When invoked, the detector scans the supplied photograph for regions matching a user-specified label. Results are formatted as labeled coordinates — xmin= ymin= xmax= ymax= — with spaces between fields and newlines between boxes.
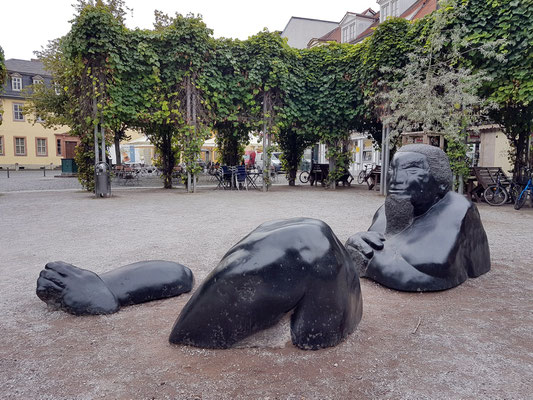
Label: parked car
xmin=255 ymin=152 xmax=282 ymax=173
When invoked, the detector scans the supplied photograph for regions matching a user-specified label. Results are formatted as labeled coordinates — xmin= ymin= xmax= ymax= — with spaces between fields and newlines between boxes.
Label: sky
xmin=1 ymin=0 xmax=379 ymax=60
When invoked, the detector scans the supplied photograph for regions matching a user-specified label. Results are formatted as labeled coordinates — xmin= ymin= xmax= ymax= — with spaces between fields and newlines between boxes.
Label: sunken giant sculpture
xmin=36 ymin=260 xmax=193 ymax=315
xmin=345 ymin=144 xmax=490 ymax=292
xmin=169 ymin=218 xmax=363 ymax=350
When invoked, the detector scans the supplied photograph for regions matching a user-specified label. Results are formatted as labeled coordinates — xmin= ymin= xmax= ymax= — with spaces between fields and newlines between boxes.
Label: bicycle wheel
xmin=299 ymin=171 xmax=310 ymax=184
xmin=509 ymin=183 xmax=522 ymax=203
xmin=484 ymin=185 xmax=508 ymax=206
xmin=514 ymin=189 xmax=528 ymax=210
xmin=357 ymin=170 xmax=366 ymax=184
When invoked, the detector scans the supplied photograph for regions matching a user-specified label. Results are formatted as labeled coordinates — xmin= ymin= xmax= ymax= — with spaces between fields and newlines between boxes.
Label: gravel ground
xmin=0 ymin=185 xmax=532 ymax=399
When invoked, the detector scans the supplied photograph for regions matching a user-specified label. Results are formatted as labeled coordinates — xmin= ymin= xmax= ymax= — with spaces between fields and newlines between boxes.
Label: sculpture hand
xmin=345 ymin=231 xmax=385 ymax=259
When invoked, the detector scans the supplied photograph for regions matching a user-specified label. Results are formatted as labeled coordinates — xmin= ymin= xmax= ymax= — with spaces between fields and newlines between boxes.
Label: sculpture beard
xmin=384 ymin=194 xmax=414 ymax=237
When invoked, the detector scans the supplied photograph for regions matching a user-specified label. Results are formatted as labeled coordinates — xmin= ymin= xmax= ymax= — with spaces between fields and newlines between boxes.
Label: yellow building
xmin=0 ymin=59 xmax=78 ymax=169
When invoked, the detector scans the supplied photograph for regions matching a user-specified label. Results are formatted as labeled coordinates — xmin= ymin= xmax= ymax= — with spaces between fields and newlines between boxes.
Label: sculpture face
xmin=388 ymin=152 xmax=438 ymax=213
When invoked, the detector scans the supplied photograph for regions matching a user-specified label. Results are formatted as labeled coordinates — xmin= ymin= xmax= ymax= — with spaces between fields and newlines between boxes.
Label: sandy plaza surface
xmin=0 ymin=183 xmax=532 ymax=399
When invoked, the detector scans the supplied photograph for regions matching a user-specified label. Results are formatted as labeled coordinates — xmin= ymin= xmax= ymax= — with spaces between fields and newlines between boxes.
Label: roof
xmin=5 ymin=59 xmax=50 ymax=77
xmin=399 ymin=0 xmax=437 ymax=21
xmin=350 ymin=0 xmax=438 ymax=44
xmin=318 ymin=26 xmax=341 ymax=42
xmin=281 ymin=16 xmax=339 ymax=34
xmin=339 ymin=10 xmax=378 ymax=26
xmin=410 ymin=0 xmax=438 ymax=19
xmin=351 ymin=12 xmax=381 ymax=44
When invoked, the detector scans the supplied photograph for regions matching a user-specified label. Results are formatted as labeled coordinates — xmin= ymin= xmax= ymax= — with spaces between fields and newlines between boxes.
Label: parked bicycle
xmin=484 ymin=170 xmax=510 ymax=206
xmin=514 ymin=168 xmax=532 ymax=210
xmin=357 ymin=164 xmax=373 ymax=184
xmin=299 ymin=170 xmax=310 ymax=184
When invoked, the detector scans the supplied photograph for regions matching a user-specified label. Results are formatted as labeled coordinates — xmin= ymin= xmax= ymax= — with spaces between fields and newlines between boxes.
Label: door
xmin=64 ymin=141 xmax=77 ymax=159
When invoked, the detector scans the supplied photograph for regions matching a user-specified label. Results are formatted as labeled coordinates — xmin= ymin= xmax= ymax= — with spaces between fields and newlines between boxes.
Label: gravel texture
xmin=0 ymin=185 xmax=532 ymax=399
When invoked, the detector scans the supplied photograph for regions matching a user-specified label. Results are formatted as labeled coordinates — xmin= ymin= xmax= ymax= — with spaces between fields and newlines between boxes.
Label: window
xmin=348 ymin=23 xmax=355 ymax=41
xmin=342 ymin=27 xmax=349 ymax=43
xmin=13 ymin=103 xmax=24 ymax=121
xmin=36 ymin=114 xmax=45 ymax=123
xmin=11 ymin=76 xmax=22 ymax=91
xmin=36 ymin=138 xmax=47 ymax=156
xmin=33 ymin=79 xmax=43 ymax=86
xmin=57 ymin=139 xmax=62 ymax=156
xmin=381 ymin=4 xmax=389 ymax=21
xmin=0 ymin=136 xmax=4 ymax=156
xmin=391 ymin=0 xmax=399 ymax=16
xmin=14 ymin=137 xmax=26 ymax=156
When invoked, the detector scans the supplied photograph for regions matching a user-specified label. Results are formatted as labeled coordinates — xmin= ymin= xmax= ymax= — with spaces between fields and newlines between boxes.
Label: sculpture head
xmin=387 ymin=144 xmax=453 ymax=215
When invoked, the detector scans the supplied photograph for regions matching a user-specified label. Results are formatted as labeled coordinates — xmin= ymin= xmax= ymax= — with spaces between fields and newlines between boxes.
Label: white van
xmin=255 ymin=152 xmax=282 ymax=173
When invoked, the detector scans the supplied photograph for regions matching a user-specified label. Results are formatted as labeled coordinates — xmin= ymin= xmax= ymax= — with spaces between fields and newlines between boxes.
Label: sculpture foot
xmin=36 ymin=261 xmax=119 ymax=315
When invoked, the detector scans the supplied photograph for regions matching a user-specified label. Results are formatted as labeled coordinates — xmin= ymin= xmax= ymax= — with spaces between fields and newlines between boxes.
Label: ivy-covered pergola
xmin=25 ymin=0 xmax=532 ymax=192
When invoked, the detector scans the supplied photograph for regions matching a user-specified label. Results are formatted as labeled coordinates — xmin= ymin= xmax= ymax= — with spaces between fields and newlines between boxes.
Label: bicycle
xmin=483 ymin=170 xmax=509 ymax=206
xmin=299 ymin=170 xmax=310 ymax=184
xmin=514 ymin=168 xmax=532 ymax=210
xmin=357 ymin=164 xmax=373 ymax=184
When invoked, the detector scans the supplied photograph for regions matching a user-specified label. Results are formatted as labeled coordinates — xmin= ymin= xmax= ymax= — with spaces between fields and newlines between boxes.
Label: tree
xmin=276 ymin=49 xmax=318 ymax=186
xmin=376 ymin=4 xmax=500 ymax=183
xmin=457 ymin=0 xmax=533 ymax=175
xmin=245 ymin=30 xmax=291 ymax=190
xmin=0 ymin=45 xmax=7 ymax=124
xmin=200 ymin=38 xmax=255 ymax=166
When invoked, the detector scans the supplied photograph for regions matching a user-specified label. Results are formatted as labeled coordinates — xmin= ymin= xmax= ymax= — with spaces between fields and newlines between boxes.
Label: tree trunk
xmin=288 ymin=167 xmax=296 ymax=186
xmin=114 ymin=134 xmax=121 ymax=166
xmin=161 ymin=128 xmax=174 ymax=189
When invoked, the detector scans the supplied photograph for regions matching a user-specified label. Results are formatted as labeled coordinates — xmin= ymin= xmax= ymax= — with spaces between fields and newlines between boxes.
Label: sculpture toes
xmin=40 ymin=269 xmax=67 ymax=287
xmin=45 ymin=261 xmax=74 ymax=277
xmin=36 ymin=277 xmax=64 ymax=305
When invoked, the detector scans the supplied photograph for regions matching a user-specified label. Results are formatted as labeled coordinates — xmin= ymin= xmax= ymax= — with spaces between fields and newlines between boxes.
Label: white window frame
xmin=33 ymin=78 xmax=43 ymax=86
xmin=342 ymin=27 xmax=349 ymax=43
xmin=15 ymin=137 xmax=26 ymax=156
xmin=391 ymin=0 xmax=399 ymax=17
xmin=11 ymin=76 xmax=22 ymax=91
xmin=348 ymin=23 xmax=355 ymax=41
xmin=13 ymin=103 xmax=24 ymax=121
xmin=36 ymin=138 xmax=47 ymax=156
xmin=381 ymin=2 xmax=389 ymax=21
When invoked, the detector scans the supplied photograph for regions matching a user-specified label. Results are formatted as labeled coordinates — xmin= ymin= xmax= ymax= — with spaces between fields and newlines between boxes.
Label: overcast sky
xmin=1 ymin=0 xmax=379 ymax=60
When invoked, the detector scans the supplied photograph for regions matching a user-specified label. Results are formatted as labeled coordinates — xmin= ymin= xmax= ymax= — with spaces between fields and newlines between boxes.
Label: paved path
xmin=0 ymin=186 xmax=531 ymax=399
xmin=0 ymin=169 xmax=291 ymax=192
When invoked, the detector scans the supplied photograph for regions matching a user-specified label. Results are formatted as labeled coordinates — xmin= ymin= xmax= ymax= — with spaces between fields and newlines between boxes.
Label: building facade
xmin=0 ymin=59 xmax=78 ymax=169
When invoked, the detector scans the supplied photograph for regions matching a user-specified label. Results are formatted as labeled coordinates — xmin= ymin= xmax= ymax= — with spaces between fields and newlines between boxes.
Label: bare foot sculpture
xmin=169 ymin=218 xmax=363 ymax=350
xmin=36 ymin=260 xmax=193 ymax=315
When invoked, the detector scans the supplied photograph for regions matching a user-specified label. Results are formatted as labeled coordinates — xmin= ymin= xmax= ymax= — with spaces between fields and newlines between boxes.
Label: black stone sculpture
xmin=36 ymin=260 xmax=193 ymax=315
xmin=345 ymin=144 xmax=490 ymax=292
xmin=169 ymin=218 xmax=363 ymax=350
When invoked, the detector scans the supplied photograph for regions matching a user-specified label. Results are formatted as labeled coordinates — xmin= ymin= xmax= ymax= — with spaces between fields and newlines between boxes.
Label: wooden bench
xmin=367 ymin=166 xmax=381 ymax=190
xmin=468 ymin=167 xmax=511 ymax=201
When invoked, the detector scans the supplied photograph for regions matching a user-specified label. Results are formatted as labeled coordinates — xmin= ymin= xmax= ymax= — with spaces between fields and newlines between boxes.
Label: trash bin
xmin=95 ymin=162 xmax=111 ymax=197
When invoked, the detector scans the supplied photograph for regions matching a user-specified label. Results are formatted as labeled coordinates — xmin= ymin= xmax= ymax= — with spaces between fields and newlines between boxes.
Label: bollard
xmin=43 ymin=167 xmax=46 ymax=177
xmin=7 ymin=167 xmax=9 ymax=178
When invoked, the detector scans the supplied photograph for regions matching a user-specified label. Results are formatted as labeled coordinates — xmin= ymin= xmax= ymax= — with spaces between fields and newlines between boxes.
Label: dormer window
xmin=381 ymin=0 xmax=399 ymax=21
xmin=11 ymin=75 xmax=22 ymax=91
xmin=33 ymin=75 xmax=44 ymax=86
